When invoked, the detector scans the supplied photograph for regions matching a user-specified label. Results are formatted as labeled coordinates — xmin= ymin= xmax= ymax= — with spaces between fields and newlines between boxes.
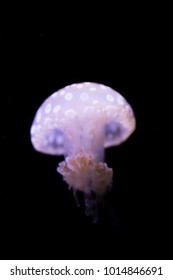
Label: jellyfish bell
xmin=30 ymin=82 xmax=136 ymax=222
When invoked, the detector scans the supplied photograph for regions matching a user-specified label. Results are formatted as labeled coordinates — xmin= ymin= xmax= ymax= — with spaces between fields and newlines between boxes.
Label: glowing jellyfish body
xmin=30 ymin=82 xmax=136 ymax=222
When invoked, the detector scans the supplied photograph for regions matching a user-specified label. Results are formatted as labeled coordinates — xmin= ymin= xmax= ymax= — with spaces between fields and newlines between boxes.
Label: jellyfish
xmin=30 ymin=82 xmax=136 ymax=222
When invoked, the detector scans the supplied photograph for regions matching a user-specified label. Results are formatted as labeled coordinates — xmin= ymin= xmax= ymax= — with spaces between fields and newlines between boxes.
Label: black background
xmin=0 ymin=3 xmax=171 ymax=260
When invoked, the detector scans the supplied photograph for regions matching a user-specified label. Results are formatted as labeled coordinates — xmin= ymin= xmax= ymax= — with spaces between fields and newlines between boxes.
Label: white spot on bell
xmin=80 ymin=92 xmax=89 ymax=101
xmin=106 ymin=106 xmax=118 ymax=118
xmin=65 ymin=109 xmax=76 ymax=119
xmin=106 ymin=94 xmax=114 ymax=102
xmin=77 ymin=84 xmax=83 ymax=88
xmin=64 ymin=93 xmax=73 ymax=101
xmin=83 ymin=106 xmax=95 ymax=116
xmin=90 ymin=87 xmax=96 ymax=91
xmin=84 ymin=82 xmax=91 ymax=85
xmin=31 ymin=124 xmax=36 ymax=135
xmin=53 ymin=105 xmax=61 ymax=113
xmin=118 ymin=96 xmax=124 ymax=105
xmin=100 ymin=85 xmax=107 ymax=90
xmin=60 ymin=90 xmax=65 ymax=96
xmin=36 ymin=110 xmax=41 ymax=122
xmin=52 ymin=92 xmax=58 ymax=98
xmin=93 ymin=100 xmax=99 ymax=104
xmin=36 ymin=125 xmax=42 ymax=133
xmin=44 ymin=117 xmax=54 ymax=128
xmin=45 ymin=103 xmax=52 ymax=114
